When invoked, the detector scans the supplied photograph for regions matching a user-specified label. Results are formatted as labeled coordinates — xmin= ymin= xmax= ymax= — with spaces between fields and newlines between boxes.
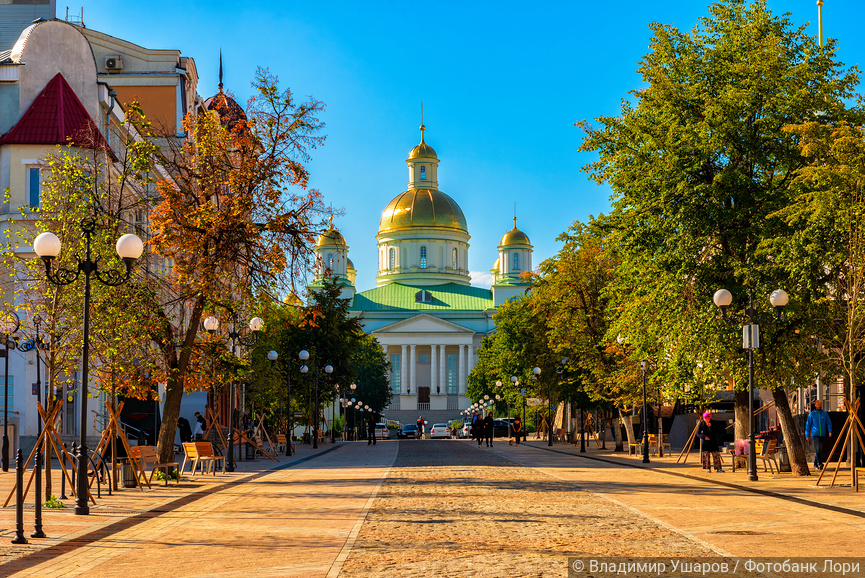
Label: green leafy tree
xmin=577 ymin=0 xmax=859 ymax=474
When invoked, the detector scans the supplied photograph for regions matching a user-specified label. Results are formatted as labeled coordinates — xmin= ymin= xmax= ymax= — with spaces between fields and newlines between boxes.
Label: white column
xmin=467 ymin=341 xmax=475 ymax=378
xmin=409 ymin=344 xmax=417 ymax=396
xmin=430 ymin=345 xmax=438 ymax=396
xmin=439 ymin=345 xmax=447 ymax=394
xmin=401 ymin=344 xmax=408 ymax=394
xmin=458 ymin=344 xmax=466 ymax=395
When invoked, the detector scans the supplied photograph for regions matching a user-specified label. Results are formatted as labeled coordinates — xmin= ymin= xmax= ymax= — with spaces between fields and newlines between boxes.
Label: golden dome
xmin=492 ymin=258 xmax=500 ymax=271
xmin=347 ymin=258 xmax=356 ymax=271
xmin=500 ymin=218 xmax=531 ymax=246
xmin=315 ymin=227 xmax=346 ymax=247
xmin=379 ymin=189 xmax=467 ymax=234
xmin=408 ymin=124 xmax=437 ymax=160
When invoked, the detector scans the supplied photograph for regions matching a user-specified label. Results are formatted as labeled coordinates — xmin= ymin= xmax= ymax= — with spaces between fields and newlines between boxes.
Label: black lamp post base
xmin=2 ymin=434 xmax=8 ymax=472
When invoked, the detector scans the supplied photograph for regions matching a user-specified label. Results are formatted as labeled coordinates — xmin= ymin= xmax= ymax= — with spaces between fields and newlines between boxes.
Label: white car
xmin=429 ymin=423 xmax=451 ymax=439
xmin=375 ymin=426 xmax=390 ymax=440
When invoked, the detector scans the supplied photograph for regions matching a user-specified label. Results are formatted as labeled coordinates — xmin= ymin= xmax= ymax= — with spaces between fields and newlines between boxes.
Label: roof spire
xmin=817 ymin=0 xmax=824 ymax=48
xmin=420 ymin=101 xmax=425 ymax=142
xmin=218 ymin=49 xmax=224 ymax=92
xmin=514 ymin=202 xmax=517 ymax=229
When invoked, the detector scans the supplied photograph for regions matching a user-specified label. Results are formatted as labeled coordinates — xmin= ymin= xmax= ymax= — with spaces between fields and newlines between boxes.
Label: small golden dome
xmin=492 ymin=258 xmax=500 ymax=271
xmin=347 ymin=258 xmax=356 ymax=271
xmin=500 ymin=218 xmax=531 ymax=246
xmin=379 ymin=189 xmax=467 ymax=234
xmin=408 ymin=124 xmax=437 ymax=160
xmin=316 ymin=227 xmax=346 ymax=248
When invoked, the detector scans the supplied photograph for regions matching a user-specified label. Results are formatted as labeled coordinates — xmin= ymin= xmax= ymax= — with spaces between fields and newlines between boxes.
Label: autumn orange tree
xmin=130 ymin=69 xmax=328 ymax=462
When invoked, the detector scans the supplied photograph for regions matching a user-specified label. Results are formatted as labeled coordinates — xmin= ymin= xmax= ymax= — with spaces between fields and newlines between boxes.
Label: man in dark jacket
xmin=483 ymin=414 xmax=494 ymax=447
xmin=805 ymin=400 xmax=833 ymax=470
xmin=368 ymin=414 xmax=377 ymax=446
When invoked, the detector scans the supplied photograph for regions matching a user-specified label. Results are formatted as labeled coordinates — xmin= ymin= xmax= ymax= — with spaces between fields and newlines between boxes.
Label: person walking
xmin=194 ymin=411 xmax=206 ymax=441
xmin=697 ymin=411 xmax=723 ymax=473
xmin=513 ymin=417 xmax=523 ymax=445
xmin=416 ymin=416 xmax=425 ymax=440
xmin=483 ymin=413 xmax=494 ymax=447
xmin=368 ymin=414 xmax=377 ymax=446
xmin=805 ymin=400 xmax=833 ymax=470
xmin=471 ymin=413 xmax=481 ymax=445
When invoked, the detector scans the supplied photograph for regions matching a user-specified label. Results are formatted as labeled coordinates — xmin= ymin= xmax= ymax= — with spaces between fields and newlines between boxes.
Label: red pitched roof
xmin=0 ymin=73 xmax=110 ymax=151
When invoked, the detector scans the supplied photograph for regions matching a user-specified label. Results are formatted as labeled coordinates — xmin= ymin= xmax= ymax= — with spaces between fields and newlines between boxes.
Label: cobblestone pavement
xmin=341 ymin=440 xmax=716 ymax=577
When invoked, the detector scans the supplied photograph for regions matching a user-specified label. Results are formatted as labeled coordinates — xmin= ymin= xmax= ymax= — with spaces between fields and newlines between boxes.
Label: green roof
xmin=353 ymin=283 xmax=493 ymax=312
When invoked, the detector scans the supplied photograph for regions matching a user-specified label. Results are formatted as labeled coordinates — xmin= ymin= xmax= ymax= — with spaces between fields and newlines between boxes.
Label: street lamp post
xmin=0 ymin=310 xmax=21 ymax=472
xmin=203 ymin=314 xmax=262 ymax=472
xmin=713 ymin=287 xmax=788 ymax=482
xmin=33 ymin=223 xmax=143 ymax=515
xmin=640 ymin=360 xmax=650 ymax=464
xmin=350 ymin=384 xmax=357 ymax=440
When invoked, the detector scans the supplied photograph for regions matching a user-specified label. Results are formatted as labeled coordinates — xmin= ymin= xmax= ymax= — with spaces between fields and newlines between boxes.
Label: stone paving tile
xmin=341 ymin=440 xmax=714 ymax=577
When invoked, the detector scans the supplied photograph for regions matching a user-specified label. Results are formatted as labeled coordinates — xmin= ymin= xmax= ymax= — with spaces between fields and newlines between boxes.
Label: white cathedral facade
xmin=310 ymin=126 xmax=533 ymax=425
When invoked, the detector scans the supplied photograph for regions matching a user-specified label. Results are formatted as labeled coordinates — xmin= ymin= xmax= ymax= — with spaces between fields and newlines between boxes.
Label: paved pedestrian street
xmin=0 ymin=440 xmax=863 ymax=577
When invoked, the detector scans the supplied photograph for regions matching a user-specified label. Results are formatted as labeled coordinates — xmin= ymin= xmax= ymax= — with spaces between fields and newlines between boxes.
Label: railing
xmin=418 ymin=402 xmax=430 ymax=411
xmin=388 ymin=399 xmax=400 ymax=410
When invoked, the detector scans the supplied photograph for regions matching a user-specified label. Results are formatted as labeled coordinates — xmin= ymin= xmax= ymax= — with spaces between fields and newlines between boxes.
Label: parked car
xmin=398 ymin=424 xmax=419 ymax=439
xmin=493 ymin=419 xmax=512 ymax=438
xmin=376 ymin=425 xmax=390 ymax=440
xmin=461 ymin=423 xmax=472 ymax=439
xmin=429 ymin=423 xmax=451 ymax=439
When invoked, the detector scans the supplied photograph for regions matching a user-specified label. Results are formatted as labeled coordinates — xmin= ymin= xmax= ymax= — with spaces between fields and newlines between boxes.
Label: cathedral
xmin=310 ymin=126 xmax=533 ymax=425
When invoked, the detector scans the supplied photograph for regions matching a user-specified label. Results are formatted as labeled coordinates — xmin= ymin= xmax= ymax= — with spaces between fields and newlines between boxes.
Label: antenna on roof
xmin=218 ymin=49 xmax=224 ymax=92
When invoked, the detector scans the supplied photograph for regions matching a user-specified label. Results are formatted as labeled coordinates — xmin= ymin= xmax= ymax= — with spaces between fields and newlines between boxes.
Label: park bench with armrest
xmin=181 ymin=442 xmax=225 ymax=476
xmin=648 ymin=434 xmax=671 ymax=456
xmin=130 ymin=446 xmax=180 ymax=486
xmin=276 ymin=434 xmax=296 ymax=455
xmin=754 ymin=439 xmax=778 ymax=473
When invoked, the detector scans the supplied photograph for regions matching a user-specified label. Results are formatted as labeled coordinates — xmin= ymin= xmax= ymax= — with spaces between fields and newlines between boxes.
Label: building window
xmin=419 ymin=354 xmax=429 ymax=363
xmin=28 ymin=167 xmax=41 ymax=207
xmin=390 ymin=354 xmax=401 ymax=393
xmin=513 ymin=252 xmax=519 ymax=271
xmin=447 ymin=354 xmax=457 ymax=394
xmin=420 ymin=166 xmax=426 ymax=180
xmin=452 ymin=248 xmax=457 ymax=270
xmin=420 ymin=246 xmax=427 ymax=268
xmin=389 ymin=248 xmax=395 ymax=269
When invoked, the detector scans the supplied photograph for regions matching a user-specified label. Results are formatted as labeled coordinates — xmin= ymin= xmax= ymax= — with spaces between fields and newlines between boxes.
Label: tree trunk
xmin=155 ymin=298 xmax=205 ymax=464
xmin=620 ymin=407 xmax=635 ymax=447
xmin=734 ymin=388 xmax=749 ymax=441
xmin=772 ymin=388 xmax=810 ymax=476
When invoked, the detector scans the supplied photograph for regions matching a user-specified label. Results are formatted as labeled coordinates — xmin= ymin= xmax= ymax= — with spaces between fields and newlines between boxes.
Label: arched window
xmin=513 ymin=252 xmax=519 ymax=271
xmin=452 ymin=248 xmax=458 ymax=270
xmin=420 ymin=246 xmax=427 ymax=268
xmin=389 ymin=248 xmax=395 ymax=270
xmin=420 ymin=166 xmax=426 ymax=180
xmin=327 ymin=253 xmax=334 ymax=269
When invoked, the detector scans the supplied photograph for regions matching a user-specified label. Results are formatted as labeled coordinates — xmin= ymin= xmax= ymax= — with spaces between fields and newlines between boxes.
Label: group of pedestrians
xmin=468 ymin=414 xmax=525 ymax=447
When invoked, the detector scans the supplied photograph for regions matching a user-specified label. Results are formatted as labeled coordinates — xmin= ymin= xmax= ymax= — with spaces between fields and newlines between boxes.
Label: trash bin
xmin=777 ymin=445 xmax=791 ymax=473
xmin=121 ymin=459 xmax=137 ymax=488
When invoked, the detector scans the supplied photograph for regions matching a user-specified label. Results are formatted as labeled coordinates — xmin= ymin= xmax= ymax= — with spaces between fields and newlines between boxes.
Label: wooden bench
xmin=130 ymin=446 xmax=180 ymax=486
xmin=181 ymin=442 xmax=225 ymax=476
xmin=276 ymin=434 xmax=296 ymax=455
xmin=754 ymin=439 xmax=778 ymax=473
xmin=648 ymin=434 xmax=671 ymax=456
xmin=854 ymin=467 xmax=865 ymax=492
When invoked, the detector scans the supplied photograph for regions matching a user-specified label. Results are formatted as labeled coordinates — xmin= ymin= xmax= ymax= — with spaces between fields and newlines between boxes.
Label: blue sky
xmin=77 ymin=0 xmax=863 ymax=291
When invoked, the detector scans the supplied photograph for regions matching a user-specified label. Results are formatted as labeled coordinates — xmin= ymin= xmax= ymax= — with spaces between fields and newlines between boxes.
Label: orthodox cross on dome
xmin=514 ymin=202 xmax=518 ymax=228
xmin=420 ymin=101 xmax=426 ymax=142
xmin=218 ymin=49 xmax=224 ymax=92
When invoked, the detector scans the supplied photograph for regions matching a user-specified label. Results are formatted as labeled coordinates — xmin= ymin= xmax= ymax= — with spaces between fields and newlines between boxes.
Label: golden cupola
xmin=376 ymin=125 xmax=471 ymax=287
